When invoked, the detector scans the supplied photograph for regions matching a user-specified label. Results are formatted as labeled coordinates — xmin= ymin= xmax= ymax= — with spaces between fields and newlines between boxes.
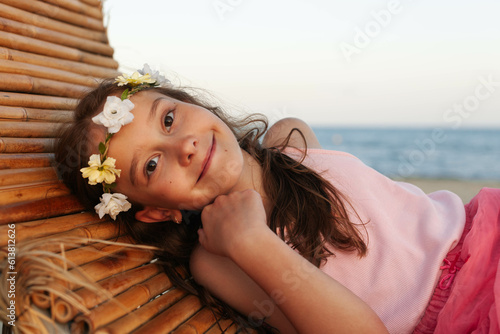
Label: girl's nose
xmin=177 ymin=135 xmax=198 ymax=166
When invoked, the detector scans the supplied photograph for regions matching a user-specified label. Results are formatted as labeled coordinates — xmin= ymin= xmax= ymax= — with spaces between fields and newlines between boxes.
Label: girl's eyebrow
xmin=148 ymin=97 xmax=166 ymax=122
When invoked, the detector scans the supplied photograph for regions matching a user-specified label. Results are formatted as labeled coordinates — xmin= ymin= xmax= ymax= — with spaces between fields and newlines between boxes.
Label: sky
xmin=102 ymin=0 xmax=500 ymax=128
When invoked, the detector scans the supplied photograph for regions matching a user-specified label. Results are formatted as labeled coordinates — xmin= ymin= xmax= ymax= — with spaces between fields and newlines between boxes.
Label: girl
xmin=55 ymin=66 xmax=500 ymax=333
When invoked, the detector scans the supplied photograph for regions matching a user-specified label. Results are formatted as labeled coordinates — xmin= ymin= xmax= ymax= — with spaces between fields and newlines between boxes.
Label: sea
xmin=311 ymin=127 xmax=500 ymax=181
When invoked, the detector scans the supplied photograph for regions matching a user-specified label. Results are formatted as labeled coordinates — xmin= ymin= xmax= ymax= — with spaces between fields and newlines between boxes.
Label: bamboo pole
xmin=0 ymin=92 xmax=77 ymax=109
xmin=39 ymin=0 xmax=103 ymax=20
xmin=72 ymin=247 xmax=155 ymax=288
xmin=131 ymin=295 xmax=204 ymax=334
xmin=0 ymin=59 xmax=99 ymax=88
xmin=0 ymin=31 xmax=119 ymax=69
xmin=0 ymin=194 xmax=84 ymax=224
xmin=0 ymin=17 xmax=114 ymax=57
xmin=29 ymin=244 xmax=154 ymax=308
xmin=0 ymin=73 xmax=91 ymax=98
xmin=0 ymin=0 xmax=105 ymax=32
xmin=95 ymin=288 xmax=187 ymax=334
xmin=0 ymin=48 xmax=119 ymax=78
xmin=0 ymin=212 xmax=98 ymax=246
xmin=79 ymin=0 xmax=102 ymax=8
xmin=0 ymin=166 xmax=57 ymax=186
xmin=24 ymin=226 xmax=125 ymax=308
xmin=30 ymin=292 xmax=51 ymax=309
xmin=62 ymin=236 xmax=132 ymax=267
xmin=171 ymin=307 xmax=218 ymax=334
xmin=71 ymin=273 xmax=170 ymax=333
xmin=0 ymin=137 xmax=55 ymax=153
xmin=0 ymin=153 xmax=53 ymax=169
xmin=53 ymin=262 xmax=162 ymax=324
xmin=0 ymin=3 xmax=107 ymax=42
xmin=0 ymin=180 xmax=69 ymax=206
xmin=0 ymin=121 xmax=67 ymax=138
xmin=0 ymin=106 xmax=73 ymax=122
xmin=9 ymin=236 xmax=136 ymax=278
xmin=28 ymin=220 xmax=122 ymax=253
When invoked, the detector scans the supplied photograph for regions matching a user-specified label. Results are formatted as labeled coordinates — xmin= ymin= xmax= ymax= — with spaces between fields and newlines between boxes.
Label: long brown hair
xmin=55 ymin=80 xmax=367 ymax=332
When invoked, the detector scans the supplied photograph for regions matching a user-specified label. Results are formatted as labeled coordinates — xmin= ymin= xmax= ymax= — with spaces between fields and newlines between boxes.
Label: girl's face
xmin=105 ymin=90 xmax=244 ymax=212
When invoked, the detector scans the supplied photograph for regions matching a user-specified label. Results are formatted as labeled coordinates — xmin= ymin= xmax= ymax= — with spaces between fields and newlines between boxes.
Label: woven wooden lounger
xmin=0 ymin=1 xmax=248 ymax=333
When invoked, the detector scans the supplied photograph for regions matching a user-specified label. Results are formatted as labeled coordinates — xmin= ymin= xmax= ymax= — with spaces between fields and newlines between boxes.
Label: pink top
xmin=287 ymin=148 xmax=466 ymax=333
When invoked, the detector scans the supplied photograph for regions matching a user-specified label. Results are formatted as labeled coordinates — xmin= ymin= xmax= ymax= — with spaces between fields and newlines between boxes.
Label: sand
xmin=396 ymin=178 xmax=500 ymax=204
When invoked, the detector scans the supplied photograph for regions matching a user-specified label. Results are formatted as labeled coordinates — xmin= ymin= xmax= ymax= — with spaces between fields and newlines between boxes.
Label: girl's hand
xmin=195 ymin=189 xmax=388 ymax=334
xmin=198 ymin=189 xmax=269 ymax=257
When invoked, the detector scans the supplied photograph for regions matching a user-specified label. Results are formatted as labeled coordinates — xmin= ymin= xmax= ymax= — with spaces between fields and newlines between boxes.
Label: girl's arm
xmin=190 ymin=245 xmax=298 ymax=333
xmin=194 ymin=190 xmax=388 ymax=334
xmin=263 ymin=117 xmax=322 ymax=149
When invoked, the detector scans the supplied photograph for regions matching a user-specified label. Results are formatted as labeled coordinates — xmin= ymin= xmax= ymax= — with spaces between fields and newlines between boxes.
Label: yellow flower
xmin=80 ymin=154 xmax=121 ymax=185
xmin=114 ymin=71 xmax=155 ymax=87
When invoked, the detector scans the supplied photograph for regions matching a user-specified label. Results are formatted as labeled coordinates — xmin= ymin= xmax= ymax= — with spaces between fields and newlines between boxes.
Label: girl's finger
xmin=197 ymin=228 xmax=206 ymax=245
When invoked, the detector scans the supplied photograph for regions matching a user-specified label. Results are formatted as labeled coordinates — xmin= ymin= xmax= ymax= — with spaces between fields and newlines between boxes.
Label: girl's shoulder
xmin=263 ymin=118 xmax=322 ymax=149
xmin=284 ymin=146 xmax=359 ymax=162
xmin=305 ymin=148 xmax=357 ymax=158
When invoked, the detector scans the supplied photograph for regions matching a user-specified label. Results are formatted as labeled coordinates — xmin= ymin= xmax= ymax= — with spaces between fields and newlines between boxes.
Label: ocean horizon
xmin=311 ymin=127 xmax=500 ymax=181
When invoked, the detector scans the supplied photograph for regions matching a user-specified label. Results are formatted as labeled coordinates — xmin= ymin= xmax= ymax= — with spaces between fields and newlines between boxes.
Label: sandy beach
xmin=397 ymin=178 xmax=500 ymax=204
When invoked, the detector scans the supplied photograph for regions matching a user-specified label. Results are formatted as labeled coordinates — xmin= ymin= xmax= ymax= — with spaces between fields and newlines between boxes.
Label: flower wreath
xmin=80 ymin=64 xmax=171 ymax=220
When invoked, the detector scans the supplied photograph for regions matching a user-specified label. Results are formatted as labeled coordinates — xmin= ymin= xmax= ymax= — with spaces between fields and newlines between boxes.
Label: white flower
xmin=92 ymin=96 xmax=135 ymax=133
xmin=138 ymin=63 xmax=171 ymax=87
xmin=94 ymin=193 xmax=132 ymax=220
xmin=80 ymin=154 xmax=120 ymax=185
xmin=114 ymin=71 xmax=155 ymax=87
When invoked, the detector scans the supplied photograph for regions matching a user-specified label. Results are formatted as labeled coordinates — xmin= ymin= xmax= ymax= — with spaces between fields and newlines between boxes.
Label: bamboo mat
xmin=0 ymin=1 xmax=248 ymax=333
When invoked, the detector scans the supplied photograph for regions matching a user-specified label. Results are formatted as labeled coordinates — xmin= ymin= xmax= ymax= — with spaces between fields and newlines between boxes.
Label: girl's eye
xmin=164 ymin=111 xmax=174 ymax=131
xmin=146 ymin=156 xmax=159 ymax=176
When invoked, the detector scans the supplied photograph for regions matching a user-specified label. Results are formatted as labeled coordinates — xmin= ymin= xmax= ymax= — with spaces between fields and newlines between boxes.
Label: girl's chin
xmin=183 ymin=197 xmax=211 ymax=211
xmin=195 ymin=193 xmax=221 ymax=209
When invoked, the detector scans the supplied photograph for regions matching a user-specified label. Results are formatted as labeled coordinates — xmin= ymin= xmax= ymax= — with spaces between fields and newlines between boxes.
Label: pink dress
xmin=287 ymin=148 xmax=500 ymax=333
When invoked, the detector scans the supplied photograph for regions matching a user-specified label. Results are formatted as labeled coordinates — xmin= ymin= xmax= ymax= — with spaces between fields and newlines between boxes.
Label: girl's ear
xmin=135 ymin=207 xmax=180 ymax=223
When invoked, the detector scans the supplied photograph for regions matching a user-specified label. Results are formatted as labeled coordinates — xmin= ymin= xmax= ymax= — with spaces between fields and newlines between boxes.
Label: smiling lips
xmin=198 ymin=135 xmax=215 ymax=182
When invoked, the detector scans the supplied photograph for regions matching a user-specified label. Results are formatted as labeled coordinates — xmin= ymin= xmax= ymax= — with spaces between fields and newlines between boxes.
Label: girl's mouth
xmin=198 ymin=134 xmax=215 ymax=182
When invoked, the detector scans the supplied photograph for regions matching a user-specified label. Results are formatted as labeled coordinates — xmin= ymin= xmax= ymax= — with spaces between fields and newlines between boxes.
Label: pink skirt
xmin=414 ymin=187 xmax=500 ymax=334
